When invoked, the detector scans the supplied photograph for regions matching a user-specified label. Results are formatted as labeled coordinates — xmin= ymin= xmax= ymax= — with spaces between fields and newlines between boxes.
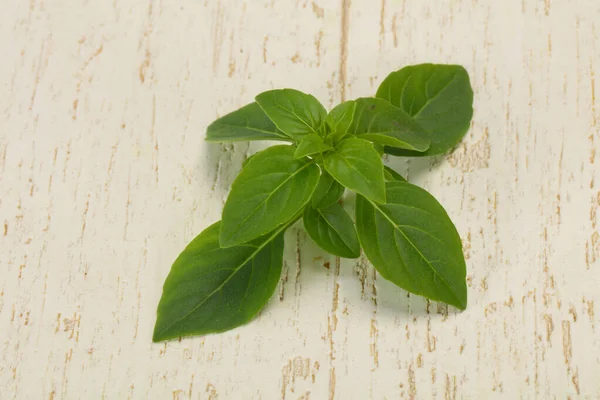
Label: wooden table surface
xmin=1 ymin=0 xmax=599 ymax=398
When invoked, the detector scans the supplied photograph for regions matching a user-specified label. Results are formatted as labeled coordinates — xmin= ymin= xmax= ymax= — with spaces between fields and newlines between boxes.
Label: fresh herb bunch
xmin=153 ymin=64 xmax=474 ymax=342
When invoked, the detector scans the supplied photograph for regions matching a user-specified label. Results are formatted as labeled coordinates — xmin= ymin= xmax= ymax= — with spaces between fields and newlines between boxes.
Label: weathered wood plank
xmin=0 ymin=0 xmax=598 ymax=398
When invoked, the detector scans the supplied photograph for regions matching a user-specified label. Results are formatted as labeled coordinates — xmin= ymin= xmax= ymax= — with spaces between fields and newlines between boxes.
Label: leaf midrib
xmin=207 ymin=122 xmax=290 ymax=140
xmin=362 ymin=199 xmax=418 ymax=289
xmin=223 ymin=161 xmax=315 ymax=243
xmin=368 ymin=199 xmax=462 ymax=305
xmin=353 ymin=99 xmax=428 ymax=150
xmin=358 ymin=133 xmax=419 ymax=150
xmin=156 ymin=218 xmax=294 ymax=338
xmin=331 ymin=154 xmax=373 ymax=195
xmin=326 ymin=141 xmax=382 ymax=201
xmin=413 ymin=72 xmax=458 ymax=118
xmin=317 ymin=207 xmax=353 ymax=254
xmin=270 ymin=101 xmax=320 ymax=136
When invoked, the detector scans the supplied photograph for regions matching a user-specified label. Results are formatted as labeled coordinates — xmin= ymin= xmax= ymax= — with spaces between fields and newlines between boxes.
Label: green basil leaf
xmin=348 ymin=98 xmax=430 ymax=152
xmin=153 ymin=221 xmax=285 ymax=342
xmin=355 ymin=181 xmax=467 ymax=309
xmin=255 ymin=89 xmax=327 ymax=139
xmin=324 ymin=138 xmax=386 ymax=204
xmin=311 ymin=171 xmax=345 ymax=209
xmin=220 ymin=145 xmax=319 ymax=247
xmin=383 ymin=166 xmax=407 ymax=182
xmin=293 ymin=134 xmax=333 ymax=159
xmin=326 ymin=100 xmax=356 ymax=143
xmin=304 ymin=203 xmax=360 ymax=258
xmin=376 ymin=64 xmax=474 ymax=156
xmin=242 ymin=152 xmax=257 ymax=168
xmin=206 ymin=102 xmax=291 ymax=142
xmin=373 ymin=143 xmax=384 ymax=156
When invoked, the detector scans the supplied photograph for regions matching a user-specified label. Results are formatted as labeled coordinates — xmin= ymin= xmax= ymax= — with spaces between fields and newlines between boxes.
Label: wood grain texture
xmin=0 ymin=0 xmax=598 ymax=398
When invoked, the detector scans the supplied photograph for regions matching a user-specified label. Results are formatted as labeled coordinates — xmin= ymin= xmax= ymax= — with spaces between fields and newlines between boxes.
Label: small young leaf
xmin=383 ymin=165 xmax=407 ymax=182
xmin=355 ymin=181 xmax=467 ymax=309
xmin=326 ymin=100 xmax=356 ymax=143
xmin=324 ymin=138 xmax=386 ymax=204
xmin=153 ymin=221 xmax=284 ymax=342
xmin=311 ymin=171 xmax=345 ymax=209
xmin=255 ymin=89 xmax=327 ymax=139
xmin=304 ymin=203 xmax=360 ymax=258
xmin=206 ymin=102 xmax=291 ymax=142
xmin=349 ymin=98 xmax=431 ymax=152
xmin=376 ymin=64 xmax=474 ymax=156
xmin=294 ymin=134 xmax=333 ymax=159
xmin=220 ymin=145 xmax=319 ymax=247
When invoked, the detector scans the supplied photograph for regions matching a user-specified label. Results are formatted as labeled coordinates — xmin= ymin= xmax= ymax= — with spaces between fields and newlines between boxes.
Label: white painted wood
xmin=1 ymin=0 xmax=598 ymax=398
